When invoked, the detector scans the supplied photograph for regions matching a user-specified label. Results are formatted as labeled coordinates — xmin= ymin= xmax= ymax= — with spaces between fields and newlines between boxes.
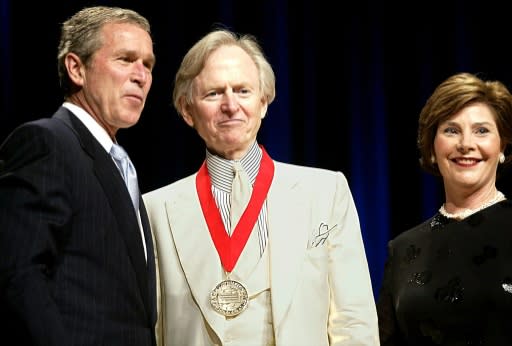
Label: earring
xmin=430 ymin=155 xmax=436 ymax=164
xmin=499 ymin=152 xmax=505 ymax=164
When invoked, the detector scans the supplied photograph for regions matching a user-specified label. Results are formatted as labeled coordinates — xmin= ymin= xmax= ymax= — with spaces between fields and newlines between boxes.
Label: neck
xmin=67 ymin=95 xmax=117 ymax=139
xmin=439 ymin=190 xmax=506 ymax=220
xmin=207 ymin=141 xmax=257 ymax=161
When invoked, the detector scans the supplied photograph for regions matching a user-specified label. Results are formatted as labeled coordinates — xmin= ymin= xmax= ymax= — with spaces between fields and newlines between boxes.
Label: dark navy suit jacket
xmin=0 ymin=107 xmax=156 ymax=346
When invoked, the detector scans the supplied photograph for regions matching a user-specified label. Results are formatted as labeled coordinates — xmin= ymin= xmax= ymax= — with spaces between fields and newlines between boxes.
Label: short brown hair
xmin=57 ymin=6 xmax=151 ymax=97
xmin=417 ymin=72 xmax=512 ymax=175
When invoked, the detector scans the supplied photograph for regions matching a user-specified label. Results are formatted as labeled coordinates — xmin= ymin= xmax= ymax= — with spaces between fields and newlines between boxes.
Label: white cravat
xmin=230 ymin=161 xmax=252 ymax=236
xmin=110 ymin=143 xmax=140 ymax=212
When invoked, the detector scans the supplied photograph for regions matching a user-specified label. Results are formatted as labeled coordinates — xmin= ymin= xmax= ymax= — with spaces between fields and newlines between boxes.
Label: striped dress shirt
xmin=206 ymin=141 xmax=268 ymax=256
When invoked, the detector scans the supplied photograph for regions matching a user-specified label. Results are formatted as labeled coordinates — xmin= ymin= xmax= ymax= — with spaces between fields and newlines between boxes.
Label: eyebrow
xmin=443 ymin=120 xmax=494 ymax=127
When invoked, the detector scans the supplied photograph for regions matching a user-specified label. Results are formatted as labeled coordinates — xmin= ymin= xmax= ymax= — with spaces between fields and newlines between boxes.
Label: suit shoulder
xmin=4 ymin=116 xmax=60 ymax=138
xmin=390 ymin=217 xmax=435 ymax=247
xmin=275 ymin=161 xmax=347 ymax=180
xmin=274 ymin=161 xmax=349 ymax=191
xmin=0 ymin=116 xmax=73 ymax=160
xmin=143 ymin=173 xmax=196 ymax=201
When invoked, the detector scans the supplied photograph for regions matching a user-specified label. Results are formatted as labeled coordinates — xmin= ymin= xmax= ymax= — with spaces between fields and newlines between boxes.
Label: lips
xmin=126 ymin=94 xmax=143 ymax=102
xmin=219 ymin=118 xmax=244 ymax=126
xmin=452 ymin=157 xmax=481 ymax=166
xmin=124 ymin=93 xmax=144 ymax=106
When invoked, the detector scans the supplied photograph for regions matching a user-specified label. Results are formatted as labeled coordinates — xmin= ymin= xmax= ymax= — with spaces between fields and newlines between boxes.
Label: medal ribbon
xmin=196 ymin=146 xmax=274 ymax=272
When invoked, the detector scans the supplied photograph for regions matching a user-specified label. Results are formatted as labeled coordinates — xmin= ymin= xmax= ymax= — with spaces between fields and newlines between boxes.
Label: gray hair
xmin=173 ymin=29 xmax=275 ymax=117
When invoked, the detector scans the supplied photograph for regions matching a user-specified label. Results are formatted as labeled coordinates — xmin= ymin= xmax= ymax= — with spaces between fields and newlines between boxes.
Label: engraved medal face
xmin=210 ymin=279 xmax=249 ymax=317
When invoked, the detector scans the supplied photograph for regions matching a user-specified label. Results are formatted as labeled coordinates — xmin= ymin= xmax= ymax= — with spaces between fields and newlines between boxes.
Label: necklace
xmin=439 ymin=191 xmax=506 ymax=220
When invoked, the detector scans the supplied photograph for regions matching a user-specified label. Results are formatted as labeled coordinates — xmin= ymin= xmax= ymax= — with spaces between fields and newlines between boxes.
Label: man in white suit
xmin=143 ymin=28 xmax=379 ymax=345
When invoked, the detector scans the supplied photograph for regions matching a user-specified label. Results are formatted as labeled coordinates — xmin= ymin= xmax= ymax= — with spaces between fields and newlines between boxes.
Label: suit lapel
xmin=165 ymin=163 xmax=310 ymax=334
xmin=140 ymin=201 xmax=157 ymax=325
xmin=164 ymin=177 xmax=226 ymax=333
xmin=54 ymin=108 xmax=151 ymax=316
xmin=268 ymin=163 xmax=309 ymax=330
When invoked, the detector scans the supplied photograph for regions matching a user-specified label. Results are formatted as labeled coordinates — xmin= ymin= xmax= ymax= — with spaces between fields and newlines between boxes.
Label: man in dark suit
xmin=0 ymin=6 xmax=157 ymax=346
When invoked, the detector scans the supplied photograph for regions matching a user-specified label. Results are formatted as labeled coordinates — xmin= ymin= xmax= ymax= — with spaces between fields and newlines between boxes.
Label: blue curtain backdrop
xmin=2 ymin=0 xmax=512 ymax=298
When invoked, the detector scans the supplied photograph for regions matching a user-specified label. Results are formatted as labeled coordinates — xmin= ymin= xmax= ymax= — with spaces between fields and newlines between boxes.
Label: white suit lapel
xmin=268 ymin=163 xmax=309 ymax=330
xmin=164 ymin=182 xmax=226 ymax=334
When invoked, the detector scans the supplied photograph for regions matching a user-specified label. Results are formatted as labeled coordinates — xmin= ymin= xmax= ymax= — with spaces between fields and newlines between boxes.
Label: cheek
xmin=433 ymin=137 xmax=449 ymax=156
xmin=483 ymin=138 xmax=501 ymax=155
xmin=242 ymin=113 xmax=260 ymax=133
xmin=144 ymin=78 xmax=153 ymax=93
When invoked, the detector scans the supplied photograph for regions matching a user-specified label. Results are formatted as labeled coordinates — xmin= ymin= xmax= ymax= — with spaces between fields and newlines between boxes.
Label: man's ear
xmin=260 ymin=99 xmax=268 ymax=119
xmin=65 ymin=52 xmax=85 ymax=87
xmin=180 ymin=98 xmax=195 ymax=128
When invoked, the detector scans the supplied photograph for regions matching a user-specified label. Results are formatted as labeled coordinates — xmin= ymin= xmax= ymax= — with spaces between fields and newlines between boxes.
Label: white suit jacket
xmin=143 ymin=160 xmax=379 ymax=346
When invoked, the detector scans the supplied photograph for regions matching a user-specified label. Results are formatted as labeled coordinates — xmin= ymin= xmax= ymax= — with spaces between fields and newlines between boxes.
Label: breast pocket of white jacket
xmin=300 ymin=246 xmax=330 ymax=303
xmin=304 ymin=245 xmax=329 ymax=278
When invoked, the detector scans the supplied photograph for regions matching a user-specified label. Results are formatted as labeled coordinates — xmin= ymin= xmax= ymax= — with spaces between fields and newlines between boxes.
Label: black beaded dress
xmin=377 ymin=200 xmax=512 ymax=345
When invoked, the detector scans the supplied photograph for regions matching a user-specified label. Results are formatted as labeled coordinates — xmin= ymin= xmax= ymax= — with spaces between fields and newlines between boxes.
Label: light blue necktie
xmin=110 ymin=143 xmax=140 ymax=212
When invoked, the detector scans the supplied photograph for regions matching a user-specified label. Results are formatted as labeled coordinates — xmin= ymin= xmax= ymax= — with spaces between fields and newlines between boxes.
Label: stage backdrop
xmin=2 ymin=0 xmax=512 ymax=297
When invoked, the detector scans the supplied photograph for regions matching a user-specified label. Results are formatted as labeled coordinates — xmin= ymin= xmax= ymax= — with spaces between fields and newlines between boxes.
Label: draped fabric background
xmin=2 ymin=0 xmax=512 ymax=298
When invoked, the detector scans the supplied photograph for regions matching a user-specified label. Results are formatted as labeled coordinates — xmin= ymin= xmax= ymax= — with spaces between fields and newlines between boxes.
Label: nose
xmin=220 ymin=91 xmax=240 ymax=114
xmin=130 ymin=61 xmax=150 ymax=87
xmin=456 ymin=134 xmax=474 ymax=153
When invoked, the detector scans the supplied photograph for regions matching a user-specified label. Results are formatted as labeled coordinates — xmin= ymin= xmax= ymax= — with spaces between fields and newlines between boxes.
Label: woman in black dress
xmin=377 ymin=72 xmax=512 ymax=345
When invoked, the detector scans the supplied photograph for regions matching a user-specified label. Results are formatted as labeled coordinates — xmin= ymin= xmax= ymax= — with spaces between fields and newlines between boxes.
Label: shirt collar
xmin=62 ymin=102 xmax=113 ymax=152
xmin=206 ymin=141 xmax=262 ymax=192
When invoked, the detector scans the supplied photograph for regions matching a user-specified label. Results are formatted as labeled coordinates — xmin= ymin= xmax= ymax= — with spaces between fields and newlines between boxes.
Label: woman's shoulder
xmin=390 ymin=215 xmax=439 ymax=246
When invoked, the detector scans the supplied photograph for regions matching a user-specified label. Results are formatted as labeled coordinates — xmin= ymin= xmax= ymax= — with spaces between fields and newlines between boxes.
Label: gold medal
xmin=210 ymin=279 xmax=248 ymax=317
